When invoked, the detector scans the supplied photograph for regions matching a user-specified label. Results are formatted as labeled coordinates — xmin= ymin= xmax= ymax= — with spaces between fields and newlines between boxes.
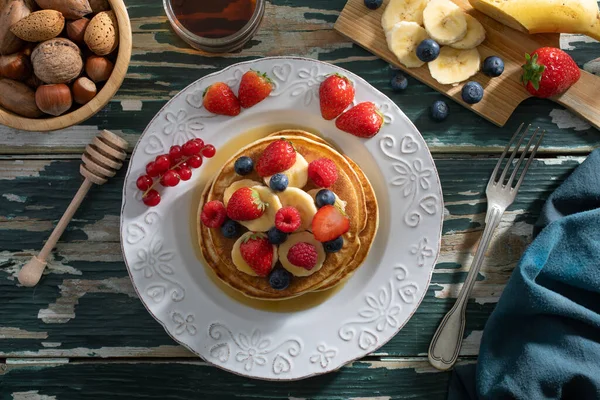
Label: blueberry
xmin=267 ymin=227 xmax=288 ymax=245
xmin=315 ymin=189 xmax=336 ymax=208
xmin=364 ymin=0 xmax=383 ymax=9
xmin=324 ymin=236 xmax=344 ymax=253
xmin=415 ymin=39 xmax=440 ymax=62
xmin=234 ymin=156 xmax=253 ymax=175
xmin=482 ymin=56 xmax=504 ymax=77
xmin=269 ymin=268 xmax=291 ymax=290
xmin=221 ymin=219 xmax=242 ymax=239
xmin=430 ymin=100 xmax=449 ymax=122
xmin=461 ymin=81 xmax=484 ymax=104
xmin=269 ymin=173 xmax=288 ymax=192
xmin=390 ymin=72 xmax=408 ymax=92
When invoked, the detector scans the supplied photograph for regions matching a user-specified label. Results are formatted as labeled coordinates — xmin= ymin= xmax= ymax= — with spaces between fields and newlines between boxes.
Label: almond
xmin=0 ymin=0 xmax=32 ymax=54
xmin=10 ymin=9 xmax=65 ymax=42
xmin=31 ymin=38 xmax=83 ymax=83
xmin=88 ymin=0 xmax=108 ymax=13
xmin=0 ymin=78 xmax=43 ymax=117
xmin=34 ymin=0 xmax=92 ymax=19
xmin=84 ymin=10 xmax=118 ymax=56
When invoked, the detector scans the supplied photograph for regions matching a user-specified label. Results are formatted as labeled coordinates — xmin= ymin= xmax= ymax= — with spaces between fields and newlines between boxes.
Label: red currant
xmin=188 ymin=154 xmax=203 ymax=168
xmin=202 ymin=145 xmax=216 ymax=158
xmin=154 ymin=155 xmax=171 ymax=173
xmin=136 ymin=175 xmax=153 ymax=191
xmin=193 ymin=138 xmax=205 ymax=148
xmin=178 ymin=166 xmax=192 ymax=181
xmin=146 ymin=161 xmax=159 ymax=177
xmin=143 ymin=189 xmax=161 ymax=206
xmin=161 ymin=170 xmax=180 ymax=187
xmin=182 ymin=140 xmax=202 ymax=156
xmin=169 ymin=145 xmax=183 ymax=163
xmin=179 ymin=162 xmax=188 ymax=168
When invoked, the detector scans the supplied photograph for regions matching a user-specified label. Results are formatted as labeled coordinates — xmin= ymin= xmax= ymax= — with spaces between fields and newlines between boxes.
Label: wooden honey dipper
xmin=18 ymin=130 xmax=128 ymax=287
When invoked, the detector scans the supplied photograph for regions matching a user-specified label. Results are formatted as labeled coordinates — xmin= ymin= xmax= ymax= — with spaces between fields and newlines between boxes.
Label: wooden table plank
xmin=0 ymin=358 xmax=475 ymax=399
xmin=0 ymin=157 xmax=582 ymax=358
xmin=0 ymin=0 xmax=597 ymax=154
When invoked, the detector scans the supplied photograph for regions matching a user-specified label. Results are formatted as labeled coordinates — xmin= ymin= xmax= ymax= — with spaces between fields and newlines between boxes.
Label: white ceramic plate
xmin=121 ymin=57 xmax=443 ymax=381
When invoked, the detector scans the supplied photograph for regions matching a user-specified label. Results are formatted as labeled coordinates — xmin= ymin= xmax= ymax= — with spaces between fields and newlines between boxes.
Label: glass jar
xmin=163 ymin=0 xmax=265 ymax=53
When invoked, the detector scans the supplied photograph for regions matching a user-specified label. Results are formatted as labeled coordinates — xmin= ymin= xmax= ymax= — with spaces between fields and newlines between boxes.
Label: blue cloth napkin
xmin=448 ymin=150 xmax=600 ymax=400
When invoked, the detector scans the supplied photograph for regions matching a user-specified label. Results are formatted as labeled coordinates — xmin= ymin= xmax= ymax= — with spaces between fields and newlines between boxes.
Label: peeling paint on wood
xmin=0 ymin=328 xmax=48 ymax=340
xmin=550 ymin=109 xmax=592 ymax=131
xmin=11 ymin=391 xmax=57 ymax=400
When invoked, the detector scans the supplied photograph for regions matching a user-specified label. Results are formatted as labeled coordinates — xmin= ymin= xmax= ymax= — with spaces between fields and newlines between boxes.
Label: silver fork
xmin=428 ymin=123 xmax=545 ymax=371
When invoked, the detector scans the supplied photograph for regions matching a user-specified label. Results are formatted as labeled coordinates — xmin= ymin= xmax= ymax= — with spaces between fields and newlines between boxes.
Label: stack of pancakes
xmin=198 ymin=130 xmax=378 ymax=300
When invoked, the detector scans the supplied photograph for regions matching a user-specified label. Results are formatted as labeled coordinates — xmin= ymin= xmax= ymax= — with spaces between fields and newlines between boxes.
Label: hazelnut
xmin=66 ymin=18 xmax=90 ymax=45
xmin=85 ymin=55 xmax=113 ymax=83
xmin=72 ymin=76 xmax=96 ymax=104
xmin=0 ymin=52 xmax=32 ymax=81
xmin=25 ymin=74 xmax=43 ymax=89
xmin=31 ymin=38 xmax=83 ymax=84
xmin=35 ymin=84 xmax=73 ymax=116
xmin=0 ymin=78 xmax=43 ymax=118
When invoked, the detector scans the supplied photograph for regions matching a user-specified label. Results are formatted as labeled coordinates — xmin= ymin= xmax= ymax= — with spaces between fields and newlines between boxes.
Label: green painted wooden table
xmin=0 ymin=0 xmax=598 ymax=398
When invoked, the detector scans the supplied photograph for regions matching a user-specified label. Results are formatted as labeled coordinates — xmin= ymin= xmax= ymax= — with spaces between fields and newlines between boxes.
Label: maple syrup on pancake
xmin=171 ymin=0 xmax=257 ymax=39
xmin=191 ymin=125 xmax=346 ymax=313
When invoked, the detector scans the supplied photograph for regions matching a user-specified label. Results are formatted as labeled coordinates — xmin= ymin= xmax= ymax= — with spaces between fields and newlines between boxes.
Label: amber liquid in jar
xmin=171 ymin=0 xmax=257 ymax=39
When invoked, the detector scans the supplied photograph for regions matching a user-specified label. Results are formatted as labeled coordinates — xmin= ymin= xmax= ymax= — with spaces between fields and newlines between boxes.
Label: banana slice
xmin=306 ymin=189 xmax=347 ymax=211
xmin=386 ymin=21 xmax=429 ymax=68
xmin=277 ymin=187 xmax=318 ymax=232
xmin=223 ymin=179 xmax=262 ymax=206
xmin=428 ymin=47 xmax=481 ymax=85
xmin=278 ymin=232 xmax=326 ymax=277
xmin=235 ymin=186 xmax=282 ymax=232
xmin=423 ymin=0 xmax=467 ymax=45
xmin=232 ymin=232 xmax=278 ymax=276
xmin=381 ymin=0 xmax=430 ymax=32
xmin=264 ymin=153 xmax=308 ymax=189
xmin=449 ymin=14 xmax=486 ymax=49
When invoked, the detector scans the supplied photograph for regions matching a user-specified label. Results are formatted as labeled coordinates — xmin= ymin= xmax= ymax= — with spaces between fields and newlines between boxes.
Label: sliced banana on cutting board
xmin=423 ymin=0 xmax=467 ymax=45
xmin=386 ymin=21 xmax=430 ymax=68
xmin=278 ymin=232 xmax=326 ymax=277
xmin=449 ymin=14 xmax=486 ymax=49
xmin=277 ymin=187 xmax=318 ymax=232
xmin=428 ymin=47 xmax=481 ymax=85
xmin=232 ymin=232 xmax=278 ymax=276
xmin=381 ymin=0 xmax=430 ymax=32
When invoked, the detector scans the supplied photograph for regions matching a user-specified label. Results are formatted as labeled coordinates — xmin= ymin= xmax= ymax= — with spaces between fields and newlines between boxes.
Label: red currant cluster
xmin=136 ymin=138 xmax=216 ymax=207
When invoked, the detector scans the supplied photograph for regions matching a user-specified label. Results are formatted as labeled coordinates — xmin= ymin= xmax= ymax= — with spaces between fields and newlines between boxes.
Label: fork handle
xmin=428 ymin=206 xmax=504 ymax=370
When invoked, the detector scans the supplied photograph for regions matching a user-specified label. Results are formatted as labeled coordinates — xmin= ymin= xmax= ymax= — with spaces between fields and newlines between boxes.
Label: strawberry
xmin=240 ymin=233 xmax=273 ymax=277
xmin=287 ymin=242 xmax=318 ymax=270
xmin=311 ymin=205 xmax=350 ymax=242
xmin=319 ymin=74 xmax=355 ymax=120
xmin=275 ymin=206 xmax=302 ymax=233
xmin=203 ymin=82 xmax=241 ymax=116
xmin=238 ymin=70 xmax=273 ymax=108
xmin=227 ymin=187 xmax=266 ymax=221
xmin=201 ymin=201 xmax=227 ymax=228
xmin=255 ymin=139 xmax=296 ymax=177
xmin=522 ymin=47 xmax=581 ymax=98
xmin=308 ymin=158 xmax=338 ymax=188
xmin=335 ymin=102 xmax=384 ymax=138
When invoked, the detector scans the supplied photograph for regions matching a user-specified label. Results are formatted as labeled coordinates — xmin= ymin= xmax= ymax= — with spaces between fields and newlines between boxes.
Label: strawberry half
xmin=227 ymin=187 xmax=266 ymax=221
xmin=335 ymin=102 xmax=384 ymax=138
xmin=522 ymin=47 xmax=581 ymax=98
xmin=238 ymin=70 xmax=273 ymax=108
xmin=240 ymin=233 xmax=273 ymax=277
xmin=255 ymin=139 xmax=296 ymax=177
xmin=311 ymin=205 xmax=350 ymax=242
xmin=319 ymin=74 xmax=355 ymax=120
xmin=203 ymin=82 xmax=241 ymax=116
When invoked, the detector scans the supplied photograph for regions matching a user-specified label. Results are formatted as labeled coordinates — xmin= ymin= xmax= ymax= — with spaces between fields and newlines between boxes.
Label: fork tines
xmin=490 ymin=123 xmax=546 ymax=190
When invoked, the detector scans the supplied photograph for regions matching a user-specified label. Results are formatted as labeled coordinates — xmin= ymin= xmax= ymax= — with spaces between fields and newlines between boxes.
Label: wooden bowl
xmin=0 ymin=0 xmax=132 ymax=132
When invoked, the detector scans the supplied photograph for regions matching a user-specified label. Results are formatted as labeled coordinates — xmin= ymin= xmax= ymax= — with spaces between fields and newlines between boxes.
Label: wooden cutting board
xmin=334 ymin=0 xmax=600 ymax=129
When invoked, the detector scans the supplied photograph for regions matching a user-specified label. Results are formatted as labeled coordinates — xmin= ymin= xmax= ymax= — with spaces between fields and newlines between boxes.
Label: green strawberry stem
xmin=522 ymin=53 xmax=546 ymax=91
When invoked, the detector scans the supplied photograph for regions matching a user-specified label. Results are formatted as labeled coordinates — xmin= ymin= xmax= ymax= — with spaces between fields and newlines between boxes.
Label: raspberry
xmin=287 ymin=242 xmax=318 ymax=270
xmin=275 ymin=206 xmax=302 ymax=233
xmin=308 ymin=158 xmax=338 ymax=188
xmin=201 ymin=200 xmax=227 ymax=228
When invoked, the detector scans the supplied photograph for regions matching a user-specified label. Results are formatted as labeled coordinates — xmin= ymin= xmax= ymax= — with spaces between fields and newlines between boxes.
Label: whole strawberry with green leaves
xmin=240 ymin=233 xmax=273 ymax=277
xmin=522 ymin=47 xmax=581 ymax=98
